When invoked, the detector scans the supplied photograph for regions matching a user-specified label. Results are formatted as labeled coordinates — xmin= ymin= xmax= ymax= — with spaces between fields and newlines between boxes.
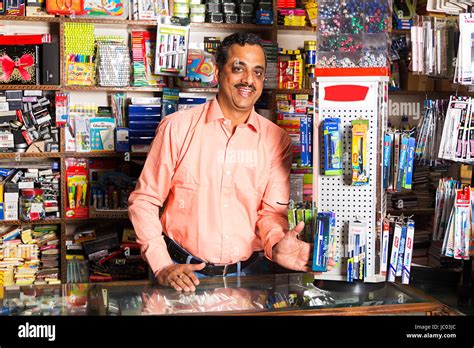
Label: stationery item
xmin=382 ymin=133 xmax=393 ymax=189
xmin=90 ymin=117 xmax=116 ymax=151
xmin=388 ymin=222 xmax=402 ymax=282
xmin=154 ymin=16 xmax=190 ymax=77
xmin=351 ymin=119 xmax=369 ymax=185
xmin=96 ymin=36 xmax=131 ymax=87
xmin=64 ymin=23 xmax=95 ymax=86
xmin=402 ymin=219 xmax=415 ymax=284
xmin=175 ymin=49 xmax=218 ymax=88
xmin=65 ymin=158 xmax=89 ymax=219
xmin=312 ymin=212 xmax=332 ymax=272
xmin=380 ymin=219 xmax=390 ymax=277
xmin=79 ymin=0 xmax=128 ymax=18
xmin=75 ymin=113 xmax=91 ymax=152
xmin=161 ymin=87 xmax=179 ymax=117
xmin=0 ymin=45 xmax=40 ymax=85
xmin=322 ymin=118 xmax=342 ymax=175
xmin=46 ymin=0 xmax=84 ymax=14
xmin=347 ymin=219 xmax=367 ymax=282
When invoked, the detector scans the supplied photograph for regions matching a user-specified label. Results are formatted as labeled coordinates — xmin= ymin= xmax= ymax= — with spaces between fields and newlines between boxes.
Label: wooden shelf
xmin=89 ymin=209 xmax=129 ymax=219
xmin=0 ymin=152 xmax=61 ymax=159
xmin=0 ymin=15 xmax=60 ymax=22
xmin=190 ymin=22 xmax=274 ymax=31
xmin=63 ymin=151 xmax=125 ymax=158
xmin=387 ymin=208 xmax=435 ymax=215
xmin=62 ymin=85 xmax=164 ymax=92
xmin=391 ymin=29 xmax=411 ymax=35
xmin=274 ymin=88 xmax=313 ymax=94
xmin=0 ymin=16 xmax=275 ymax=31
xmin=181 ymin=87 xmax=219 ymax=93
xmin=277 ymin=25 xmax=316 ymax=32
xmin=0 ymin=218 xmax=62 ymax=225
xmin=62 ymin=18 xmax=155 ymax=26
xmin=0 ymin=85 xmax=61 ymax=91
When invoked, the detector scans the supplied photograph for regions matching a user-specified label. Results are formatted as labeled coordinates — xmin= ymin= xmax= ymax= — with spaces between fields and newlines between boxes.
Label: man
xmin=129 ymin=32 xmax=324 ymax=292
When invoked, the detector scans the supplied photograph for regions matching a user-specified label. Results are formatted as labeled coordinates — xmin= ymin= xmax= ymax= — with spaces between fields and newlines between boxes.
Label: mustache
xmin=234 ymin=83 xmax=256 ymax=91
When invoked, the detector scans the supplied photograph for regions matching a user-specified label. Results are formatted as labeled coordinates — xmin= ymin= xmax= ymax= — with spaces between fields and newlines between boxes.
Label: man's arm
xmin=128 ymin=117 xmax=177 ymax=276
xmin=256 ymin=133 xmax=292 ymax=261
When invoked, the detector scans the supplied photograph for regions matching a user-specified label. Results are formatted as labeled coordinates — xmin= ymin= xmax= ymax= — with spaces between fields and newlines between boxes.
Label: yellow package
xmin=351 ymin=119 xmax=369 ymax=185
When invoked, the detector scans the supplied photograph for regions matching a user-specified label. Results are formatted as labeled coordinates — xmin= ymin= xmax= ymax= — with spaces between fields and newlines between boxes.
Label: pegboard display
xmin=315 ymin=76 xmax=388 ymax=282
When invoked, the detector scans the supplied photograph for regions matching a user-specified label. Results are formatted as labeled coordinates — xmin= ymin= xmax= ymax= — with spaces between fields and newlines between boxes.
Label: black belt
xmin=163 ymin=235 xmax=259 ymax=276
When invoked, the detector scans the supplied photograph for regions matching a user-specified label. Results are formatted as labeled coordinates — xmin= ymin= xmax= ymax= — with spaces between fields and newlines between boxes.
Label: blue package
xmin=312 ymin=212 xmax=330 ymax=272
xmin=323 ymin=118 xmax=342 ymax=175
xmin=128 ymin=121 xmax=160 ymax=130
xmin=128 ymin=105 xmax=162 ymax=115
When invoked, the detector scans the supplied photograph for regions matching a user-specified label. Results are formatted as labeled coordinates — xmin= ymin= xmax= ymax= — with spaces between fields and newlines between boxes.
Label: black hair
xmin=215 ymin=32 xmax=267 ymax=70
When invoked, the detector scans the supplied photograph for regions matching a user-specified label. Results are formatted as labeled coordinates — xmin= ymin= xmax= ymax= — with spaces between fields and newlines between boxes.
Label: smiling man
xmin=128 ymin=33 xmax=320 ymax=292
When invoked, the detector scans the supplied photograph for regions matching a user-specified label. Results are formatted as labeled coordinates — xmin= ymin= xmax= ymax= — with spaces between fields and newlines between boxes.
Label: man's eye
xmin=255 ymin=71 xmax=263 ymax=76
xmin=232 ymin=67 xmax=243 ymax=73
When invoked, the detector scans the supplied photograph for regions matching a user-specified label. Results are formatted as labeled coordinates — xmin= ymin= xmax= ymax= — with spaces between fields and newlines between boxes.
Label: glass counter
xmin=0 ymin=273 xmax=447 ymax=316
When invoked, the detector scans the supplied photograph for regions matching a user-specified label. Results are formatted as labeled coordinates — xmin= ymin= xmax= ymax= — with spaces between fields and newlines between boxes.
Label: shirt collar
xmin=206 ymin=97 xmax=259 ymax=133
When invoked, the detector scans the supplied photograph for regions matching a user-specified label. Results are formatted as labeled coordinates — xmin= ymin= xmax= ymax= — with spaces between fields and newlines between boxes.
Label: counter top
xmin=1 ymin=273 xmax=452 ymax=316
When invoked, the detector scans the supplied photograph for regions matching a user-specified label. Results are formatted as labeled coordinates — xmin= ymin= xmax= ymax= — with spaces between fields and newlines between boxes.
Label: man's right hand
xmin=155 ymin=263 xmax=206 ymax=292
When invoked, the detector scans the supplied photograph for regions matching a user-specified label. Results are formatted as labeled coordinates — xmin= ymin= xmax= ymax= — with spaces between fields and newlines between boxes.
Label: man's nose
xmin=241 ymin=70 xmax=255 ymax=86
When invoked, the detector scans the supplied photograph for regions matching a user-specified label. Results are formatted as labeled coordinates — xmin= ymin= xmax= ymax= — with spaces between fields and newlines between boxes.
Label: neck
xmin=216 ymin=95 xmax=252 ymax=127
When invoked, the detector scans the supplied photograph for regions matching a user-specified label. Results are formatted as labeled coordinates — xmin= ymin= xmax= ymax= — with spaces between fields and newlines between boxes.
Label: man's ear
xmin=214 ymin=64 xmax=220 ymax=81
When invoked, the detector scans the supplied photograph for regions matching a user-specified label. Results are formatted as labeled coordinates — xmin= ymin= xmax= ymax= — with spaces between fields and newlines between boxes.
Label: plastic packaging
xmin=222 ymin=2 xmax=235 ymax=13
xmin=239 ymin=14 xmax=253 ymax=23
xmin=176 ymin=49 xmax=217 ymax=87
xmin=207 ymin=12 xmax=223 ymax=23
xmin=78 ymin=0 xmax=129 ymax=18
xmin=190 ymin=13 xmax=206 ymax=22
xmin=20 ymin=189 xmax=45 ymax=222
xmin=225 ymin=13 xmax=238 ymax=23
xmin=96 ymin=38 xmax=131 ymax=87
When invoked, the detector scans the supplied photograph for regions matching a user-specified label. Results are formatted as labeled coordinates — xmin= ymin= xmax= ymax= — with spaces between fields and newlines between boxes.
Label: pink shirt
xmin=128 ymin=98 xmax=292 ymax=275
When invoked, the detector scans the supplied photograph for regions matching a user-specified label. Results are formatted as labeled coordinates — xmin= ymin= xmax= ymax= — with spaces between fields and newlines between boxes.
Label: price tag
xmin=30 ymin=203 xmax=43 ymax=213
xmin=124 ymin=152 xmax=130 ymax=162
xmin=15 ymin=153 xmax=20 ymax=162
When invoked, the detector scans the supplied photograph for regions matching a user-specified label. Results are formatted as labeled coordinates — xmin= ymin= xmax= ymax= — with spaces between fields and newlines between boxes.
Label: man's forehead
xmin=227 ymin=44 xmax=265 ymax=66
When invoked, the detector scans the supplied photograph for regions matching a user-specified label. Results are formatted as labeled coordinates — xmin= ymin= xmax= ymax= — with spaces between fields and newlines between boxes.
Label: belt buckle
xmin=222 ymin=264 xmax=228 ymax=277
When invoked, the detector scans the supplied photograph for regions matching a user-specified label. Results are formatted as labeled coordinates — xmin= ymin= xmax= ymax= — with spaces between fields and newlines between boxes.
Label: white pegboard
xmin=314 ymin=76 xmax=388 ymax=282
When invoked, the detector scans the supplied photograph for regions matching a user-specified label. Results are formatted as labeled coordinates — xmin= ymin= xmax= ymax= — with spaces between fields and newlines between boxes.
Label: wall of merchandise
xmin=1 ymin=0 xmax=474 ymax=289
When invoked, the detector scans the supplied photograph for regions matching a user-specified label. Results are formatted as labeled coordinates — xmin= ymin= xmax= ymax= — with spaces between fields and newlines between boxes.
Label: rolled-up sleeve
xmin=128 ymin=117 xmax=177 ymax=276
xmin=256 ymin=133 xmax=292 ymax=261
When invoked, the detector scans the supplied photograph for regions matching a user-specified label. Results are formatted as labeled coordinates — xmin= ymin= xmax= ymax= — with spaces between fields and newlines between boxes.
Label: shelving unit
xmin=0 ymin=5 xmax=319 ymax=285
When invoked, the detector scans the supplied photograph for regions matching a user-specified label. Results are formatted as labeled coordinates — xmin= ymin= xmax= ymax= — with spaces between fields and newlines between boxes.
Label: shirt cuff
xmin=264 ymin=231 xmax=285 ymax=261
xmin=142 ymin=243 xmax=174 ymax=277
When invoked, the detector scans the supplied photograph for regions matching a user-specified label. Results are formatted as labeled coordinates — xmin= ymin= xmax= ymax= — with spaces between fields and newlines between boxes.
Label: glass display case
xmin=316 ymin=0 xmax=389 ymax=71
xmin=0 ymin=273 xmax=448 ymax=316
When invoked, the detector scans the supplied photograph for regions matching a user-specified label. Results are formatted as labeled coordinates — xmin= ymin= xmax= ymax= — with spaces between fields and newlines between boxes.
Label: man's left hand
xmin=272 ymin=221 xmax=335 ymax=273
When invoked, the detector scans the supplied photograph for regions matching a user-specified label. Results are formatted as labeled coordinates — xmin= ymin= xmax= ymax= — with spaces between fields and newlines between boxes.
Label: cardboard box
xmin=403 ymin=72 xmax=435 ymax=92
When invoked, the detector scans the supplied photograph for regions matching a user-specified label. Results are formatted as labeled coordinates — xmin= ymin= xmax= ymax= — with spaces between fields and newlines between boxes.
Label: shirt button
xmin=226 ymin=170 xmax=231 ymax=175
xmin=223 ymin=203 xmax=228 ymax=208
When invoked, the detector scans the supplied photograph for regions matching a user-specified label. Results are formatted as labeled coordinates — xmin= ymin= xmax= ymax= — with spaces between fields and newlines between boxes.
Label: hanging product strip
xmin=438 ymin=96 xmax=474 ymax=163
xmin=383 ymin=128 xmax=416 ymax=192
xmin=383 ymin=214 xmax=415 ymax=285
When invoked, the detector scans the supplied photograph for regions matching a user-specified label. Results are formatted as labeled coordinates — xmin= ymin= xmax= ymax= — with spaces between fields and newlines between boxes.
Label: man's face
xmin=216 ymin=43 xmax=266 ymax=115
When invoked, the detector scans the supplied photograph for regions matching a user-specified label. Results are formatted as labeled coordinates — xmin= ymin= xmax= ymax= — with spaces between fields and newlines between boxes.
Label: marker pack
xmin=351 ymin=119 xmax=369 ymax=185
xmin=154 ymin=16 xmax=190 ymax=77
xmin=312 ymin=212 xmax=331 ymax=272
xmin=323 ymin=118 xmax=342 ymax=175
